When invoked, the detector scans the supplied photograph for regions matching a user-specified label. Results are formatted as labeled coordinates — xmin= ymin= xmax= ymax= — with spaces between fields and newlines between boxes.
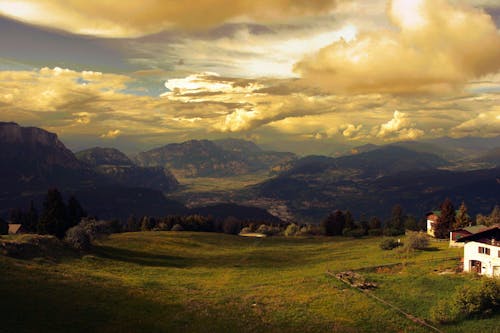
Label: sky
xmin=0 ymin=0 xmax=499 ymax=154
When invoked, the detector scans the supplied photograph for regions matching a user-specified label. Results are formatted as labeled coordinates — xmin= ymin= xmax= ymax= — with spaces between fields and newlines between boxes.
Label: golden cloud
xmin=451 ymin=108 xmax=500 ymax=137
xmin=295 ymin=0 xmax=500 ymax=94
xmin=0 ymin=0 xmax=340 ymax=38
xmin=1 ymin=68 xmax=499 ymax=150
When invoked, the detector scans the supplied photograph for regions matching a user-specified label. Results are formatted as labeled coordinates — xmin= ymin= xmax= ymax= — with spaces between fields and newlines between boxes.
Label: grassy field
xmin=0 ymin=232 xmax=498 ymax=333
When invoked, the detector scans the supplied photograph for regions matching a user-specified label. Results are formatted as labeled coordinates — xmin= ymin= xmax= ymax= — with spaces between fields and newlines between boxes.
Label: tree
xmin=140 ymin=216 xmax=156 ymax=231
xmin=126 ymin=214 xmax=139 ymax=232
xmin=8 ymin=208 xmax=23 ymax=224
xmin=454 ymin=201 xmax=472 ymax=229
xmin=0 ymin=217 xmax=8 ymax=235
xmin=38 ymin=188 xmax=68 ymax=238
xmin=321 ymin=210 xmax=345 ymax=236
xmin=389 ymin=204 xmax=404 ymax=231
xmin=344 ymin=210 xmax=355 ymax=230
xmin=434 ymin=198 xmax=455 ymax=239
xmin=25 ymin=200 xmax=39 ymax=232
xmin=223 ymin=216 xmax=241 ymax=235
xmin=487 ymin=205 xmax=500 ymax=226
xmin=67 ymin=195 xmax=86 ymax=230
xmin=368 ymin=216 xmax=382 ymax=230
xmin=404 ymin=215 xmax=418 ymax=231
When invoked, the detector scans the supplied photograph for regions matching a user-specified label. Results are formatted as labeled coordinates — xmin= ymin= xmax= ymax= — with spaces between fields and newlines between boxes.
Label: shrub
xmin=256 ymin=224 xmax=281 ymax=236
xmin=239 ymin=227 xmax=252 ymax=234
xmin=402 ymin=231 xmax=429 ymax=251
xmin=79 ymin=219 xmax=118 ymax=240
xmin=379 ymin=238 xmax=401 ymax=250
xmin=297 ymin=224 xmax=321 ymax=236
xmin=284 ymin=223 xmax=299 ymax=237
xmin=368 ymin=229 xmax=382 ymax=236
xmin=383 ymin=227 xmax=404 ymax=236
xmin=64 ymin=226 xmax=91 ymax=251
xmin=430 ymin=279 xmax=500 ymax=324
xmin=171 ymin=224 xmax=184 ymax=231
xmin=343 ymin=228 xmax=366 ymax=238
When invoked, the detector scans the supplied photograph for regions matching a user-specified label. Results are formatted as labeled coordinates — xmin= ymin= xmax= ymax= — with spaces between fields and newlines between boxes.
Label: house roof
xmin=456 ymin=226 xmax=500 ymax=244
xmin=8 ymin=224 xmax=22 ymax=234
xmin=451 ymin=224 xmax=487 ymax=234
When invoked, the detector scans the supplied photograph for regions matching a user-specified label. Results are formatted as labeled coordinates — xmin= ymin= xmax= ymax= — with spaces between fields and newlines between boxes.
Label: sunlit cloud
xmin=295 ymin=0 xmax=500 ymax=94
xmin=0 ymin=0 xmax=342 ymax=38
xmin=100 ymin=129 xmax=121 ymax=139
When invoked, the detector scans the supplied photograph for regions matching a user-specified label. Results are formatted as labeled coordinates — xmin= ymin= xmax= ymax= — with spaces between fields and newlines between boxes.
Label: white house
xmin=456 ymin=226 xmax=500 ymax=277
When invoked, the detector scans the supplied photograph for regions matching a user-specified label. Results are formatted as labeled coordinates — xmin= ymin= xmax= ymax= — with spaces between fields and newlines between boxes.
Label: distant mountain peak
xmin=76 ymin=147 xmax=134 ymax=167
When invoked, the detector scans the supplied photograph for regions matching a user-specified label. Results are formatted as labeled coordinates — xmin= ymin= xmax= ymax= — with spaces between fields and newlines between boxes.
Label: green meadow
xmin=0 ymin=232 xmax=498 ymax=333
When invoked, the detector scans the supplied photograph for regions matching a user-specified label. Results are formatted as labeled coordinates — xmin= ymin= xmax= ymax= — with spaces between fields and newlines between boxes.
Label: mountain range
xmin=1 ymin=122 xmax=499 ymax=223
xmin=76 ymin=147 xmax=178 ymax=193
xmin=134 ymin=139 xmax=296 ymax=178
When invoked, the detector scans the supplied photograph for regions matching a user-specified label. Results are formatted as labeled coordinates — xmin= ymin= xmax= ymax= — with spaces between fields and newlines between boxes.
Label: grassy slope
xmin=0 ymin=233 xmax=498 ymax=333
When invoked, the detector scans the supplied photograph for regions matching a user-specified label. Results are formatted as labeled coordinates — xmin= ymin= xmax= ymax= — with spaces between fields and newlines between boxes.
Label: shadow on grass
xmin=92 ymin=244 xmax=315 ymax=270
xmin=93 ymin=246 xmax=188 ymax=268
xmin=421 ymin=247 xmax=440 ymax=252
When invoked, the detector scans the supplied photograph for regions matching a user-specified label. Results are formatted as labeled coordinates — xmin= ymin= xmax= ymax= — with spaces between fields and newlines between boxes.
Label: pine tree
xmin=344 ymin=210 xmax=355 ymax=230
xmin=454 ymin=201 xmax=471 ymax=229
xmin=67 ymin=195 xmax=87 ymax=229
xmin=38 ymin=188 xmax=68 ymax=238
xmin=390 ymin=204 xmax=404 ymax=231
xmin=25 ymin=200 xmax=39 ymax=232
xmin=435 ymin=198 xmax=455 ymax=239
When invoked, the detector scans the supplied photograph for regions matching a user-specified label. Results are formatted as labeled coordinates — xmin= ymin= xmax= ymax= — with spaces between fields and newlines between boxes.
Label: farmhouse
xmin=8 ymin=224 xmax=26 ymax=235
xmin=456 ymin=226 xmax=500 ymax=277
xmin=425 ymin=211 xmax=439 ymax=237
xmin=449 ymin=224 xmax=487 ymax=247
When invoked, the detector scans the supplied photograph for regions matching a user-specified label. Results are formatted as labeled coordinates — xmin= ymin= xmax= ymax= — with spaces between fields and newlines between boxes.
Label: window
xmin=498 ymin=250 xmax=500 ymax=258
xmin=478 ymin=247 xmax=490 ymax=255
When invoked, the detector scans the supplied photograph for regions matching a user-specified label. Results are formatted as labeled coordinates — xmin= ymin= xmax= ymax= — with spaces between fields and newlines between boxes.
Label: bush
xmin=171 ymin=224 xmax=184 ymax=231
xmin=239 ymin=227 xmax=252 ymax=234
xmin=284 ymin=223 xmax=299 ymax=237
xmin=297 ymin=224 xmax=321 ymax=236
xmin=256 ymin=224 xmax=281 ymax=236
xmin=402 ymin=231 xmax=429 ymax=251
xmin=430 ymin=280 xmax=500 ymax=324
xmin=379 ymin=238 xmax=401 ymax=250
xmin=383 ymin=227 xmax=404 ymax=236
xmin=343 ymin=228 xmax=366 ymax=238
xmin=64 ymin=226 xmax=91 ymax=251
xmin=368 ymin=229 xmax=382 ymax=236
xmin=79 ymin=219 xmax=118 ymax=240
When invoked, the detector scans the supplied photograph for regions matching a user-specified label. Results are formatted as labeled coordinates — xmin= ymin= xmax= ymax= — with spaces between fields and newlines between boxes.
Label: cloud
xmin=0 ymin=0 xmax=341 ymax=38
xmin=100 ymin=129 xmax=121 ymax=139
xmin=1 ymin=67 xmax=499 ymax=153
xmin=451 ymin=109 xmax=500 ymax=137
xmin=376 ymin=110 xmax=424 ymax=141
xmin=341 ymin=123 xmax=363 ymax=138
xmin=295 ymin=0 xmax=500 ymax=94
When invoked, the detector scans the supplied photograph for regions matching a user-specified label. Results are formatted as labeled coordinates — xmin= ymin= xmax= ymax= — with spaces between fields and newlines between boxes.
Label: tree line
xmin=0 ymin=188 xmax=87 ymax=238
